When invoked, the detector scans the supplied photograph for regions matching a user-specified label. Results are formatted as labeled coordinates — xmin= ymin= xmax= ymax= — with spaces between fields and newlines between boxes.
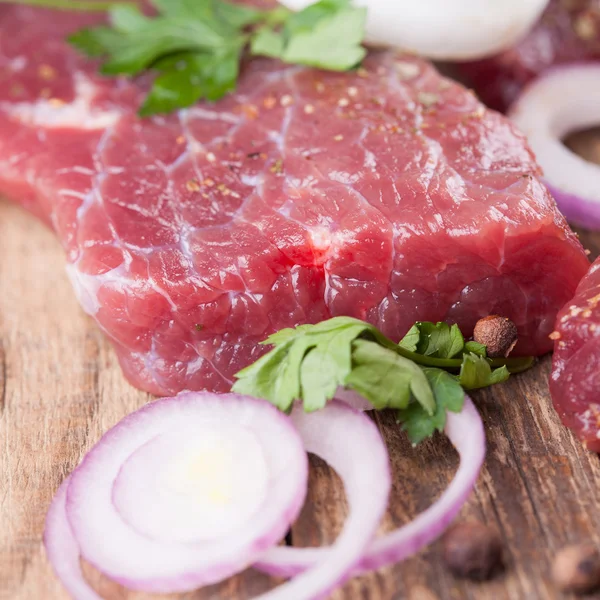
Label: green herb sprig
xmin=232 ymin=317 xmax=534 ymax=445
xmin=6 ymin=0 xmax=367 ymax=116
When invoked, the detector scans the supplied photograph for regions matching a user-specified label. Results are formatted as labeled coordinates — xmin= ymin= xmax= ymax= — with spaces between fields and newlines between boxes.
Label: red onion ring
xmin=333 ymin=387 xmax=374 ymax=411
xmin=266 ymin=400 xmax=391 ymax=598
xmin=509 ymin=64 xmax=600 ymax=229
xmin=44 ymin=478 xmax=101 ymax=600
xmin=44 ymin=395 xmax=392 ymax=599
xmin=254 ymin=395 xmax=485 ymax=577
xmin=47 ymin=393 xmax=308 ymax=594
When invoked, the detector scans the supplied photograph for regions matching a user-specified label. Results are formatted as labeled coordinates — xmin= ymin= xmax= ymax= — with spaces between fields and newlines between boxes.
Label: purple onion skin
xmin=546 ymin=181 xmax=600 ymax=231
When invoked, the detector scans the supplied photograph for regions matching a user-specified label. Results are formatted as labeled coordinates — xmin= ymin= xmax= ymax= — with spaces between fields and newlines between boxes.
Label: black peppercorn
xmin=441 ymin=520 xmax=504 ymax=580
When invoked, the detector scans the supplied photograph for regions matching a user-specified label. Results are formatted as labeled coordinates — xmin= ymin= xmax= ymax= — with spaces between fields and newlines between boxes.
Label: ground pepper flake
xmin=38 ymin=64 xmax=56 ymax=81
xmin=263 ymin=96 xmax=277 ymax=109
xmin=186 ymin=179 xmax=201 ymax=192
xmin=242 ymin=104 xmax=259 ymax=119
xmin=270 ymin=159 xmax=284 ymax=174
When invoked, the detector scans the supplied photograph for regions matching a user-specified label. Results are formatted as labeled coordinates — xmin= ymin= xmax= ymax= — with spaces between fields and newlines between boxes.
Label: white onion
xmin=279 ymin=0 xmax=550 ymax=60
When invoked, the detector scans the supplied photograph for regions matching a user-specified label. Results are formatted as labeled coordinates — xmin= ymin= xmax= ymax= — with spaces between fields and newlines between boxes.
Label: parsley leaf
xmin=233 ymin=316 xmax=530 ymax=444
xmin=285 ymin=0 xmax=351 ymax=34
xmin=419 ymin=322 xmax=464 ymax=358
xmin=250 ymin=27 xmax=285 ymax=59
xmin=213 ymin=0 xmax=275 ymax=28
xmin=281 ymin=6 xmax=367 ymax=70
xmin=399 ymin=321 xmax=464 ymax=358
xmin=459 ymin=353 xmax=510 ymax=390
xmin=398 ymin=324 xmax=420 ymax=353
xmin=397 ymin=368 xmax=464 ymax=445
xmin=345 ymin=340 xmax=434 ymax=413
xmin=69 ymin=26 xmax=123 ymax=57
xmin=251 ymin=0 xmax=366 ymax=71
xmin=140 ymin=47 xmax=241 ymax=115
xmin=464 ymin=341 xmax=487 ymax=357
xmin=21 ymin=0 xmax=367 ymax=115
xmin=110 ymin=4 xmax=149 ymax=31
xmin=233 ymin=316 xmax=376 ymax=412
xmin=103 ymin=9 xmax=232 ymax=76
xmin=299 ymin=322 xmax=373 ymax=412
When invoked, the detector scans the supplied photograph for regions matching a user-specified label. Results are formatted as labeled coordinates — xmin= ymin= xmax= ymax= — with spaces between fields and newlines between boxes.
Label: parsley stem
xmin=0 ymin=0 xmax=128 ymax=10
xmin=393 ymin=346 xmax=535 ymax=374
xmin=490 ymin=355 xmax=535 ymax=373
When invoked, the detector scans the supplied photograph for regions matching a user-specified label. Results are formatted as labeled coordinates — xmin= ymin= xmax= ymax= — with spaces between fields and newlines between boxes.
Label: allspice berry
xmin=552 ymin=544 xmax=600 ymax=594
xmin=473 ymin=315 xmax=518 ymax=358
xmin=441 ymin=520 xmax=504 ymax=580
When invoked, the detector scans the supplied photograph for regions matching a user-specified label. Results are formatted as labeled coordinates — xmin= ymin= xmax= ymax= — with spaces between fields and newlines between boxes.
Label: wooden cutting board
xmin=2 ymin=131 xmax=600 ymax=600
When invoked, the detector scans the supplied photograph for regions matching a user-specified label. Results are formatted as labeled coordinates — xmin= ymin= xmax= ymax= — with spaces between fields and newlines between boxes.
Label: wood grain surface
xmin=2 ymin=130 xmax=600 ymax=600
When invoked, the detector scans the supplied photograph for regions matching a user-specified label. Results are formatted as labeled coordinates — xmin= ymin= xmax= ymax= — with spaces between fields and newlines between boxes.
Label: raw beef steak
xmin=0 ymin=5 xmax=590 ymax=396
xmin=551 ymin=257 xmax=600 ymax=451
xmin=460 ymin=0 xmax=600 ymax=112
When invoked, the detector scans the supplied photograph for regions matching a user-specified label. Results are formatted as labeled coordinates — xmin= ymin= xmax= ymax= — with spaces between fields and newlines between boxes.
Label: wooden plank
xmin=2 ymin=128 xmax=600 ymax=600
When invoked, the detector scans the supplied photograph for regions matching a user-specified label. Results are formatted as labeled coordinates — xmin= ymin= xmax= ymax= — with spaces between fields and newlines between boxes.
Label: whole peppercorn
xmin=441 ymin=520 xmax=504 ymax=580
xmin=473 ymin=315 xmax=518 ymax=358
xmin=552 ymin=544 xmax=600 ymax=594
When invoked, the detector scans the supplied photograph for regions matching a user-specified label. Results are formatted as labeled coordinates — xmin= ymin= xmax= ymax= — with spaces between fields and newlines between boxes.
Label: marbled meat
xmin=0 ymin=5 xmax=590 ymax=395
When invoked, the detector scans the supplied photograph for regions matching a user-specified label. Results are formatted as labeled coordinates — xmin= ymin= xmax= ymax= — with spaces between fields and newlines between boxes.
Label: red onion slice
xmin=258 ymin=400 xmax=391 ymax=599
xmin=50 ymin=393 xmax=308 ymax=594
xmin=255 ymin=395 xmax=485 ymax=576
xmin=333 ymin=387 xmax=374 ymax=411
xmin=44 ymin=395 xmax=391 ymax=600
xmin=44 ymin=478 xmax=102 ymax=600
xmin=509 ymin=65 xmax=600 ymax=229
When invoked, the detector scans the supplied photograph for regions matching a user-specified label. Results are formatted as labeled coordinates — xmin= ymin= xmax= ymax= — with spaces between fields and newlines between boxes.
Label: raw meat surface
xmin=551 ymin=257 xmax=600 ymax=451
xmin=0 ymin=5 xmax=590 ymax=396
xmin=460 ymin=0 xmax=600 ymax=112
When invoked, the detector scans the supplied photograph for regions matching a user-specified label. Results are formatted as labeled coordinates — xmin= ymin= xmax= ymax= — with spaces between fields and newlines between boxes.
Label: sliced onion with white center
xmin=255 ymin=395 xmax=485 ymax=577
xmin=44 ymin=394 xmax=392 ymax=599
xmin=47 ymin=393 xmax=308 ymax=594
xmin=509 ymin=65 xmax=600 ymax=229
